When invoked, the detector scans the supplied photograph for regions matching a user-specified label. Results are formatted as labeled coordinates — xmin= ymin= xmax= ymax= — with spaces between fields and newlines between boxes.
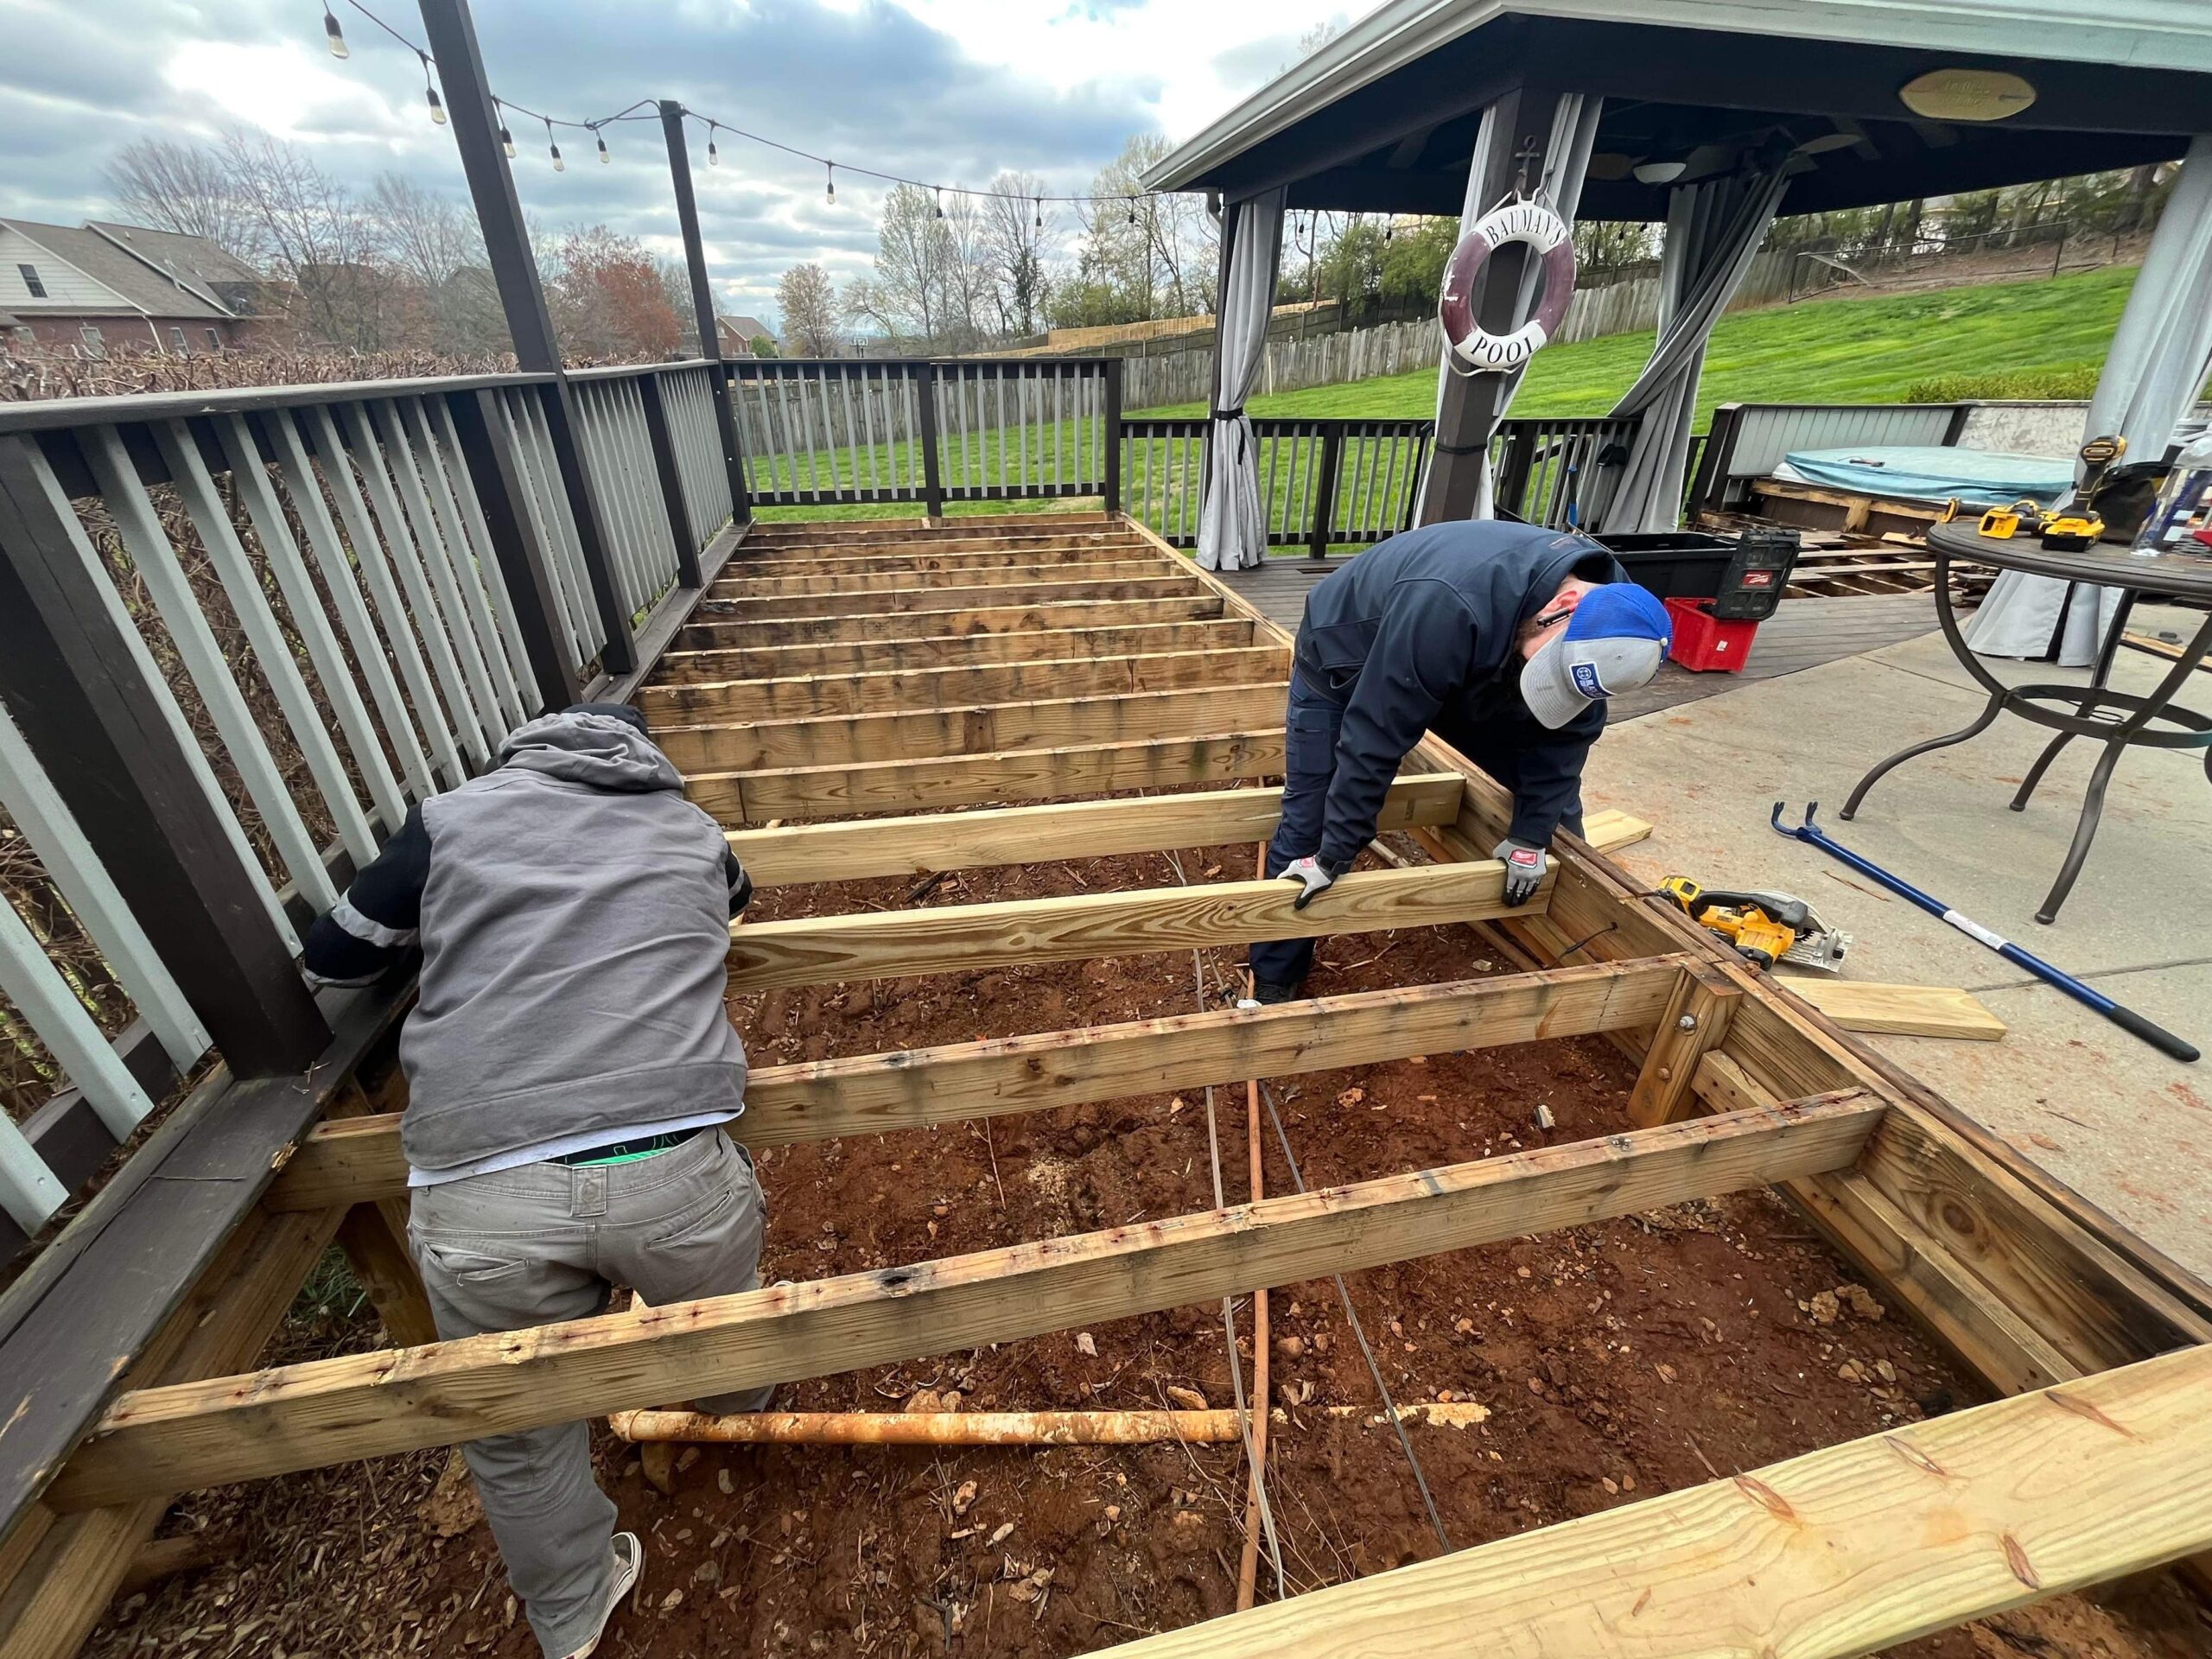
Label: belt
xmin=550 ymin=1125 xmax=706 ymax=1167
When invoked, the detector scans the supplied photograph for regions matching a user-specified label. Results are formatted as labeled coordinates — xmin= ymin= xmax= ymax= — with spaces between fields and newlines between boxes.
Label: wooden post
xmin=916 ymin=362 xmax=946 ymax=519
xmin=1306 ymin=424 xmax=1342 ymax=559
xmin=1103 ymin=357 xmax=1126 ymax=516
xmin=1419 ymin=85 xmax=1568 ymax=525
xmin=416 ymin=0 xmax=635 ymax=674
xmin=635 ymin=372 xmax=703 ymax=588
xmin=325 ymin=1082 xmax=436 ymax=1348
xmin=441 ymin=390 xmax=585 ymax=708
xmin=658 ymin=99 xmax=751 ymax=526
xmin=0 ymin=434 xmax=328 ymax=1078
xmin=1629 ymin=960 xmax=1743 ymax=1128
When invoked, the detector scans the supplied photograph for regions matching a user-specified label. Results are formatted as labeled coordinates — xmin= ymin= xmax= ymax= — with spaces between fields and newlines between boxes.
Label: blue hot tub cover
xmin=1778 ymin=445 xmax=2075 ymax=507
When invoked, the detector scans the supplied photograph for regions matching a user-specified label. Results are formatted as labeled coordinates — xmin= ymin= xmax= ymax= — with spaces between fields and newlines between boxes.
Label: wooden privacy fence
xmin=0 ymin=359 xmax=743 ymax=1254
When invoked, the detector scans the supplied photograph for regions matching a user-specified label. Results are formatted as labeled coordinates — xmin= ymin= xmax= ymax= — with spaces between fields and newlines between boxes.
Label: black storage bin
xmin=1593 ymin=528 xmax=1799 ymax=623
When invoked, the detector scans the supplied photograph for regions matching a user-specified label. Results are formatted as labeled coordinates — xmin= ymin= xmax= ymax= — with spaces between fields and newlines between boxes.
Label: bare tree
xmin=777 ymin=264 xmax=840 ymax=356
xmin=843 ymin=183 xmax=952 ymax=347
xmin=939 ymin=193 xmax=995 ymax=348
xmin=366 ymin=174 xmax=503 ymax=353
xmin=982 ymin=172 xmax=1052 ymax=337
xmin=104 ymin=137 xmax=261 ymax=264
xmin=220 ymin=131 xmax=404 ymax=349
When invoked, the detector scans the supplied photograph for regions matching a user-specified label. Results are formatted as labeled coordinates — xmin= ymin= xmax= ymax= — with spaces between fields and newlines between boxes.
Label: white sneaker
xmin=561 ymin=1530 xmax=644 ymax=1659
xmin=1235 ymin=996 xmax=1262 ymax=1011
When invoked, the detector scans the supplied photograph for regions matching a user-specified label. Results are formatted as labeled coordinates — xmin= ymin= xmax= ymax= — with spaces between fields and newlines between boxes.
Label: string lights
xmin=320 ymin=0 xmax=1172 ymax=217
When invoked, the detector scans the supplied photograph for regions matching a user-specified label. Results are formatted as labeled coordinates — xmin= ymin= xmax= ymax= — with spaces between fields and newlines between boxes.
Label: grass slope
xmin=1141 ymin=265 xmax=2140 ymax=427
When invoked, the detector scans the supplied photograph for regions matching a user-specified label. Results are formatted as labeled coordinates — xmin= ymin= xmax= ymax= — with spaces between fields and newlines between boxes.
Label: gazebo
xmin=1145 ymin=0 xmax=2212 ymax=659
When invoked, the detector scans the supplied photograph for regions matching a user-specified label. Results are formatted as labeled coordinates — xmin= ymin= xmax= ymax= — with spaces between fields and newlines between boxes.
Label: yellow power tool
xmin=1978 ymin=499 xmax=2044 ymax=539
xmin=1659 ymin=877 xmax=1852 ymax=972
xmin=2041 ymin=434 xmax=2126 ymax=550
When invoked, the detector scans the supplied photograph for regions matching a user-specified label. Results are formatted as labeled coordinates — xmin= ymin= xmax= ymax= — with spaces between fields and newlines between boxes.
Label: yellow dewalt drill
xmin=1659 ymin=877 xmax=1851 ymax=971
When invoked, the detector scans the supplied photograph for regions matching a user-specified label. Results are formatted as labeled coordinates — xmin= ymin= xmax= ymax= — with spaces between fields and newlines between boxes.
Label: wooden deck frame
xmin=698 ymin=572 xmax=1213 ymax=620
xmin=6 ymin=512 xmax=2209 ymax=1658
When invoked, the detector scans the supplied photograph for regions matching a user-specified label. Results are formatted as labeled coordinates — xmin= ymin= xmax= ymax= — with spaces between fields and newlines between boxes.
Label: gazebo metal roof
xmin=1144 ymin=0 xmax=2212 ymax=220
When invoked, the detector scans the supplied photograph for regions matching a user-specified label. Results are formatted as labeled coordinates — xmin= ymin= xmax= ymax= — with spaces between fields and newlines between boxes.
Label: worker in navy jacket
xmin=1248 ymin=520 xmax=1672 ymax=1003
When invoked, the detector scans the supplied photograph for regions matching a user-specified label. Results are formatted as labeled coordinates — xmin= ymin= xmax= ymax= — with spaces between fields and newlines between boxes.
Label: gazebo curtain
xmin=1594 ymin=162 xmax=1792 ymax=534
xmin=1195 ymin=188 xmax=1286 ymax=571
xmin=1415 ymin=94 xmax=1602 ymax=521
xmin=1966 ymin=134 xmax=2212 ymax=664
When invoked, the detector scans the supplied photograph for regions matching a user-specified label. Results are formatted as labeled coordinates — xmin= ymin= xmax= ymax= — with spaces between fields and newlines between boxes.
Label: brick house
xmin=0 ymin=218 xmax=264 ymax=355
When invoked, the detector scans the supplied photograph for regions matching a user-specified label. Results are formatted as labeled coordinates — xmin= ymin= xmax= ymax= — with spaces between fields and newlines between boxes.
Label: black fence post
xmin=417 ymin=0 xmax=635 ymax=675
xmin=1493 ymin=427 xmax=1536 ymax=522
xmin=1103 ymin=358 xmax=1125 ymax=517
xmin=658 ymin=99 xmax=751 ymax=528
xmin=1308 ymin=424 xmax=1343 ymax=560
xmin=916 ymin=363 xmax=946 ymax=518
xmin=636 ymin=372 xmax=703 ymax=588
xmin=442 ymin=390 xmax=586 ymax=707
xmin=0 ymin=434 xmax=330 ymax=1077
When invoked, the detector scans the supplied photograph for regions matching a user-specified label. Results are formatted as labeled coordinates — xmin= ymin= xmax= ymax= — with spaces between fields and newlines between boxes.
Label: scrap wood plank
xmin=700 ymin=574 xmax=1211 ymax=620
xmin=713 ymin=558 xmax=1174 ymax=596
xmin=653 ymin=618 xmax=1256 ymax=683
xmin=639 ymin=645 xmax=1292 ymax=725
xmin=1791 ymin=979 xmax=2006 ymax=1041
xmin=675 ymin=594 xmax=1224 ymax=650
xmin=2121 ymin=632 xmax=2212 ymax=675
xmin=724 ymin=859 xmax=1556 ymax=989
xmin=1085 ymin=1344 xmax=2212 ymax=1659
xmin=268 ymin=957 xmax=1688 ymax=1211
xmin=725 ymin=772 xmax=1462 ymax=886
xmin=1578 ymin=809 xmax=1651 ymax=854
xmin=656 ymin=681 xmax=1287 ymax=774
xmin=48 ymin=1093 xmax=1884 ymax=1508
xmin=690 ymin=731 xmax=1285 ymax=824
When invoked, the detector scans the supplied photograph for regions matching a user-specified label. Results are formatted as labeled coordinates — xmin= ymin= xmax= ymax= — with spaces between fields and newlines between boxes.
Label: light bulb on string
xmin=546 ymin=118 xmax=563 ymax=173
xmin=825 ymin=163 xmax=836 ymax=205
xmin=420 ymin=54 xmax=445 ymax=126
xmin=706 ymin=123 xmax=719 ymax=166
xmin=1033 ymin=197 xmax=1042 ymax=230
xmin=596 ymin=130 xmax=610 ymax=165
xmin=496 ymin=101 xmax=515 ymax=159
xmin=322 ymin=3 xmax=348 ymax=58
xmin=1126 ymin=194 xmax=1136 ymax=226
xmin=934 ymin=187 xmax=944 ymax=219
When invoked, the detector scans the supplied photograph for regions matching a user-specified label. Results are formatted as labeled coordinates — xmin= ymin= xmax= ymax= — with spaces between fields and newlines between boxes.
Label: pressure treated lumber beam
xmin=725 ymin=772 xmax=1461 ymax=886
xmin=1088 ymin=1343 xmax=2212 ymax=1659
xmin=657 ymin=682 xmax=1287 ymax=774
xmin=675 ymin=594 xmax=1223 ymax=650
xmin=1628 ymin=960 xmax=1743 ymax=1128
xmin=48 ymin=1093 xmax=1883 ymax=1509
xmin=639 ymin=645 xmax=1291 ymax=725
xmin=714 ymin=558 xmax=1173 ymax=596
xmin=268 ymin=957 xmax=1685 ymax=1211
xmin=653 ymin=619 xmax=1256 ymax=683
xmin=1791 ymin=980 xmax=2007 ymax=1041
xmin=733 ymin=537 xmax=1154 ymax=569
xmin=741 ymin=518 xmax=1116 ymax=550
xmin=700 ymin=574 xmax=1210 ymax=621
xmin=726 ymin=858 xmax=1557 ymax=989
xmin=690 ymin=731 xmax=1285 ymax=824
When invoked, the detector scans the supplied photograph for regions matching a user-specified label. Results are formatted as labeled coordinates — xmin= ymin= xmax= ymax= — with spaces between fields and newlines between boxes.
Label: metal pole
xmin=416 ymin=0 xmax=635 ymax=675
xmin=658 ymin=99 xmax=752 ymax=528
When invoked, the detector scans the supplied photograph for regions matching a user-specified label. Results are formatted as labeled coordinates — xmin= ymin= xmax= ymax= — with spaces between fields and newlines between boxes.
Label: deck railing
xmin=726 ymin=357 xmax=1120 ymax=512
xmin=0 ymin=360 xmax=740 ymax=1252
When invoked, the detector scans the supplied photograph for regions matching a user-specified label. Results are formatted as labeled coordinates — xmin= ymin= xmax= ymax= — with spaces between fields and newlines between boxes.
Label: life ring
xmin=1438 ymin=199 xmax=1577 ymax=373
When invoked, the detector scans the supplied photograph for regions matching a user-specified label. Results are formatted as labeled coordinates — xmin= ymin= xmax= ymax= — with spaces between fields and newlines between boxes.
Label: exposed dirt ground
xmin=90 ymin=842 xmax=2211 ymax=1658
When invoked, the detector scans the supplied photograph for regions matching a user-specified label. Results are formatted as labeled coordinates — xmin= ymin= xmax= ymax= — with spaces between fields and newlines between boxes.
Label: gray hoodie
xmin=395 ymin=712 xmax=748 ymax=1175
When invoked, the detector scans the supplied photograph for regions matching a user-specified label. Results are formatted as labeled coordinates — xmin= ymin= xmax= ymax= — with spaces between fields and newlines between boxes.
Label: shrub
xmin=1904 ymin=365 xmax=2104 ymax=404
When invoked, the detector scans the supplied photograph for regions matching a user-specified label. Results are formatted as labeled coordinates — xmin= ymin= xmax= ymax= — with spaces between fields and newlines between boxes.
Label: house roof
xmin=1143 ymin=0 xmax=2212 ymax=220
xmin=717 ymin=315 xmax=773 ymax=343
xmin=0 ymin=219 xmax=243 ymax=320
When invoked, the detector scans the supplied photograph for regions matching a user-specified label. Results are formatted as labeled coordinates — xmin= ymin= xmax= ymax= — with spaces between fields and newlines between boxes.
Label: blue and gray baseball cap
xmin=1519 ymin=583 xmax=1672 ymax=729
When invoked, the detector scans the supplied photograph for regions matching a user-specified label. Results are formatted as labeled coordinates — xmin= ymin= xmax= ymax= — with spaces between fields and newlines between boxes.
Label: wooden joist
xmin=1092 ymin=1343 xmax=2212 ymax=1659
xmin=676 ymin=594 xmax=1224 ymax=651
xmin=266 ymin=958 xmax=1686 ymax=1211
xmin=1791 ymin=979 xmax=2007 ymax=1041
xmin=690 ymin=731 xmax=1285 ymax=824
xmin=739 ymin=518 xmax=1116 ymax=550
xmin=731 ymin=542 xmax=1160 ymax=576
xmin=639 ymin=645 xmax=1292 ymax=726
xmin=46 ymin=1093 xmax=1884 ymax=1510
xmin=700 ymin=574 xmax=1211 ymax=621
xmin=658 ymin=683 xmax=1285 ymax=774
xmin=714 ymin=558 xmax=1173 ymax=595
xmin=725 ymin=858 xmax=1556 ymax=989
xmin=725 ymin=772 xmax=1461 ymax=886
xmin=652 ymin=618 xmax=1257 ymax=682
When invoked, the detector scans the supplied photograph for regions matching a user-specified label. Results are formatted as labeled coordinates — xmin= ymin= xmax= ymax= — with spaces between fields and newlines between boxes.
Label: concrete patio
xmin=1584 ymin=610 xmax=2212 ymax=1281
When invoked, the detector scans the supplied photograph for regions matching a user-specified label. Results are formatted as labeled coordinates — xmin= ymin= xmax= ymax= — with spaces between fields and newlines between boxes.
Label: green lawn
xmin=1140 ymin=265 xmax=2141 ymax=429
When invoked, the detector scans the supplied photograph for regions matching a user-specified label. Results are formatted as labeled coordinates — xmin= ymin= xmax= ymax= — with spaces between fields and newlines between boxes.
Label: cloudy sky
xmin=0 ymin=0 xmax=1350 ymax=329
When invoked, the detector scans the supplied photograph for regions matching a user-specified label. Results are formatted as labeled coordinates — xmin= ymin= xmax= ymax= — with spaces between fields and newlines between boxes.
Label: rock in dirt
xmin=1805 ymin=1290 xmax=1841 ymax=1325
xmin=1165 ymin=1385 xmax=1209 ymax=1411
xmin=1277 ymin=1336 xmax=1305 ymax=1358
xmin=952 ymin=1480 xmax=979 ymax=1517
xmin=907 ymin=1389 xmax=947 ymax=1414
xmin=1836 ymin=1283 xmax=1885 ymax=1321
xmin=1075 ymin=1332 xmax=1097 ymax=1357
xmin=420 ymin=1450 xmax=482 ymax=1537
xmin=640 ymin=1442 xmax=677 ymax=1497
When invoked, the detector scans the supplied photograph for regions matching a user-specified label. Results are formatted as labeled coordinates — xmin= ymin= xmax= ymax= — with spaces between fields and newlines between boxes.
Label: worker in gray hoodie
xmin=302 ymin=702 xmax=761 ymax=1659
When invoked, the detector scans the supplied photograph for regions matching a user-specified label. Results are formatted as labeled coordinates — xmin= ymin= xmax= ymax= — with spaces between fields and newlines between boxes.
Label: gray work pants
xmin=408 ymin=1128 xmax=768 ymax=1658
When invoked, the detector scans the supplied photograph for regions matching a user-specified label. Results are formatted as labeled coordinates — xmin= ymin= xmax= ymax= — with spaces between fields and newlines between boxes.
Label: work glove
xmin=1492 ymin=838 xmax=1547 ymax=906
xmin=1280 ymin=855 xmax=1334 ymax=911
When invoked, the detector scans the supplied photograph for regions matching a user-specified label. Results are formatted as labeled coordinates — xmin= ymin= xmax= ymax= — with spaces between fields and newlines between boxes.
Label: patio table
xmin=1840 ymin=519 xmax=2212 ymax=924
